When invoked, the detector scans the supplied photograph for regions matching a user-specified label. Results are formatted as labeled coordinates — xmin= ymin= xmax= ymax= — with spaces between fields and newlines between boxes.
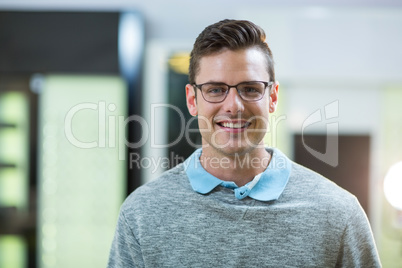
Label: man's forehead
xmin=196 ymin=48 xmax=270 ymax=81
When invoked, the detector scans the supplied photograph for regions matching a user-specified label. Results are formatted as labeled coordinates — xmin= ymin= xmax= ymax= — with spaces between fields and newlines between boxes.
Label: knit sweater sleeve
xmin=335 ymin=196 xmax=381 ymax=267
xmin=107 ymin=210 xmax=144 ymax=268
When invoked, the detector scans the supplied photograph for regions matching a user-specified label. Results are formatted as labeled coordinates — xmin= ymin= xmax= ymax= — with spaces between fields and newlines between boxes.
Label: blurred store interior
xmin=0 ymin=0 xmax=402 ymax=267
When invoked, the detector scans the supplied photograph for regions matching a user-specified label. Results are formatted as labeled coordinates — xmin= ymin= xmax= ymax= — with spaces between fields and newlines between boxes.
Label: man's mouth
xmin=217 ymin=121 xmax=251 ymax=129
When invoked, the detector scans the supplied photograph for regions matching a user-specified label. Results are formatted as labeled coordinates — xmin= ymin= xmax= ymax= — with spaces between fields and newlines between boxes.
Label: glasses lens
xmin=201 ymin=83 xmax=228 ymax=102
xmin=237 ymin=82 xmax=266 ymax=101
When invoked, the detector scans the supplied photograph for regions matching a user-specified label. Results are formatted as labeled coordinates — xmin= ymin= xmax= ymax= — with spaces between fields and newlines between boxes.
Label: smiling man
xmin=186 ymin=46 xmax=276 ymax=187
xmin=108 ymin=20 xmax=381 ymax=267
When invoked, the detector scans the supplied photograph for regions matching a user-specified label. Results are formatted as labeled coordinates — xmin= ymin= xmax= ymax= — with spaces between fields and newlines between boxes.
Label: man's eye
xmin=207 ymin=87 xmax=225 ymax=94
xmin=243 ymin=87 xmax=258 ymax=93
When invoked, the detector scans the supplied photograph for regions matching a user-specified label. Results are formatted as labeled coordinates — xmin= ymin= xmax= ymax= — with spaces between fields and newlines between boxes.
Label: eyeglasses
xmin=193 ymin=81 xmax=273 ymax=103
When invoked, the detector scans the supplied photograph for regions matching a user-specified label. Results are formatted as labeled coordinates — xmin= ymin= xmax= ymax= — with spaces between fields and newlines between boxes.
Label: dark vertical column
xmin=118 ymin=12 xmax=145 ymax=194
xmin=27 ymin=78 xmax=38 ymax=268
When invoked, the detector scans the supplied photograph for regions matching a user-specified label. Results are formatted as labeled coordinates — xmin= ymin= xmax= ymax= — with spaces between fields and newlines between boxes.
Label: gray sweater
xmin=108 ymin=149 xmax=381 ymax=267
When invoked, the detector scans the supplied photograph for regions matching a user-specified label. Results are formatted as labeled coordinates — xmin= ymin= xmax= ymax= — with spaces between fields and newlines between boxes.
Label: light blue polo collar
xmin=183 ymin=148 xmax=291 ymax=201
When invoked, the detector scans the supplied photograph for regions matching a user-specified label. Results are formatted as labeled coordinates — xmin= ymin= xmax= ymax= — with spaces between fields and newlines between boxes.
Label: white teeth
xmin=222 ymin=122 xmax=243 ymax=129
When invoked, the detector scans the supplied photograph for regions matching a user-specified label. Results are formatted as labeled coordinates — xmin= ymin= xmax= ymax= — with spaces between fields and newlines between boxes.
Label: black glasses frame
xmin=193 ymin=81 xmax=273 ymax=103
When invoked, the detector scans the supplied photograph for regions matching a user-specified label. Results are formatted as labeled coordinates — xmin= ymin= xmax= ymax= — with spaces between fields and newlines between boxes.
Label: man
xmin=108 ymin=19 xmax=381 ymax=267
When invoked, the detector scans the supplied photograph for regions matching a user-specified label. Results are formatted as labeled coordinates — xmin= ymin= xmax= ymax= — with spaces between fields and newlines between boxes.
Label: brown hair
xmin=188 ymin=19 xmax=275 ymax=85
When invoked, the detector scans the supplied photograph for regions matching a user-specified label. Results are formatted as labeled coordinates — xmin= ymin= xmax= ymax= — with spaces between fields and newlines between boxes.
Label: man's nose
xmin=222 ymin=87 xmax=244 ymax=114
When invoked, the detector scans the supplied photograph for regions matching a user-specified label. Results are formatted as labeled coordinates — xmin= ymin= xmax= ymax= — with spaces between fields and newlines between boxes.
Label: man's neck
xmin=199 ymin=147 xmax=271 ymax=187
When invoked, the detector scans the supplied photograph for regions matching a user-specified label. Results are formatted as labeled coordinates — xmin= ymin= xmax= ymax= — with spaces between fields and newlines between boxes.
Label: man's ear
xmin=186 ymin=84 xmax=198 ymax=116
xmin=269 ymin=81 xmax=279 ymax=113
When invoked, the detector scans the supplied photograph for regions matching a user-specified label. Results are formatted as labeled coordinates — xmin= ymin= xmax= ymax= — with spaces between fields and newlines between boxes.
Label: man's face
xmin=186 ymin=47 xmax=278 ymax=158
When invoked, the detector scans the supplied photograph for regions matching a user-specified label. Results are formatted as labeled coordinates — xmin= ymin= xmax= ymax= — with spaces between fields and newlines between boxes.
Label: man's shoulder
xmin=121 ymin=163 xmax=189 ymax=211
xmin=142 ymin=163 xmax=187 ymax=190
xmin=288 ymin=161 xmax=359 ymax=208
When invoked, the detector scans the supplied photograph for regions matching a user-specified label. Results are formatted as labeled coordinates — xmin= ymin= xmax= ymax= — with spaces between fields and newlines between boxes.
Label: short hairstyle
xmin=188 ymin=19 xmax=275 ymax=85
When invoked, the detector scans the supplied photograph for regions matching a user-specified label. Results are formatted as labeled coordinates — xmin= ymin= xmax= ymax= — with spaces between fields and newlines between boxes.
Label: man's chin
xmin=211 ymin=142 xmax=261 ymax=157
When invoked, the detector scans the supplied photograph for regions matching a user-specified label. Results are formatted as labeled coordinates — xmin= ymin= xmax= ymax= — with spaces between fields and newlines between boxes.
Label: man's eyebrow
xmin=197 ymin=80 xmax=225 ymax=84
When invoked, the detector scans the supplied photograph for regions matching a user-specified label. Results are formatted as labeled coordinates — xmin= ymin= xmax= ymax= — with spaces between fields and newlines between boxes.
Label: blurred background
xmin=0 ymin=0 xmax=401 ymax=267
